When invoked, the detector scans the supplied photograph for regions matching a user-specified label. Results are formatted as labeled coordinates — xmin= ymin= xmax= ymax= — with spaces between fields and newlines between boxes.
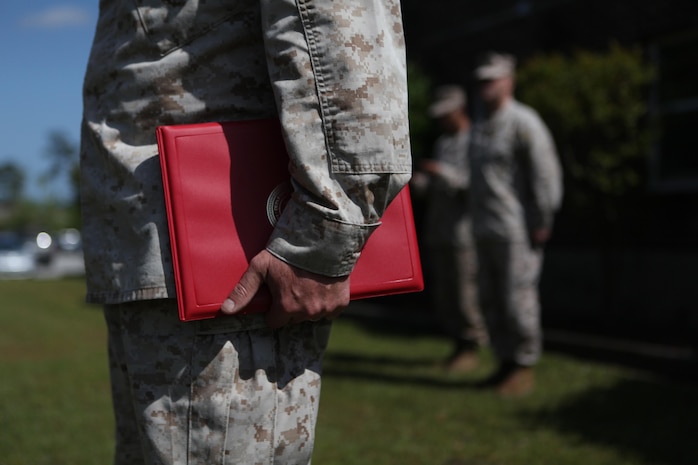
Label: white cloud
xmin=20 ymin=6 xmax=91 ymax=29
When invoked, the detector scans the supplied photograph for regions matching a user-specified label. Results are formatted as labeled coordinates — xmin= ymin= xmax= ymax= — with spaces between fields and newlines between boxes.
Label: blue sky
xmin=0 ymin=2 xmax=97 ymax=200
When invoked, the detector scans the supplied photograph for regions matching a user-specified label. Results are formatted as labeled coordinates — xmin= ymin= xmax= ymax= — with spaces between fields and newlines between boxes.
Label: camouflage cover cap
xmin=428 ymin=85 xmax=467 ymax=118
xmin=474 ymin=52 xmax=516 ymax=80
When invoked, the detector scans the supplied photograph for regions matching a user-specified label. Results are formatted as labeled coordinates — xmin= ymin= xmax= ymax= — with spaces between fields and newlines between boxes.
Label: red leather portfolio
xmin=157 ymin=119 xmax=423 ymax=321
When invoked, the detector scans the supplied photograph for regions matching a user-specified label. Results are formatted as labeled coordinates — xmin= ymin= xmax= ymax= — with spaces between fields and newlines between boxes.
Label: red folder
xmin=157 ymin=119 xmax=423 ymax=321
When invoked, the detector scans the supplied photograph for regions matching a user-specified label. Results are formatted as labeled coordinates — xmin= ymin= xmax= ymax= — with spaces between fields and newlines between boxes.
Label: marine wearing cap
xmin=468 ymin=50 xmax=563 ymax=397
xmin=428 ymin=85 xmax=467 ymax=118
xmin=474 ymin=52 xmax=516 ymax=80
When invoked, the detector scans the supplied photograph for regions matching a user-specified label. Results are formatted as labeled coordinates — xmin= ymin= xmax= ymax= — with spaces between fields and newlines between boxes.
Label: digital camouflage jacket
xmin=80 ymin=0 xmax=412 ymax=304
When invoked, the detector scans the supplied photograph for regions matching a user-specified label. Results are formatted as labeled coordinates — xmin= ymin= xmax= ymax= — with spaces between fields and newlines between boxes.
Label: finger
xmin=221 ymin=266 xmax=265 ymax=315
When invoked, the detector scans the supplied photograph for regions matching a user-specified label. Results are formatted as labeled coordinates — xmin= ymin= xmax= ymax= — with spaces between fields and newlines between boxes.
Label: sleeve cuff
xmin=265 ymin=197 xmax=379 ymax=277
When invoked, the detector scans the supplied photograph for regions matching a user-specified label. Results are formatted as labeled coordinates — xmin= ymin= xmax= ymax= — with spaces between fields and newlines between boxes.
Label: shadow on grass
xmin=520 ymin=377 xmax=698 ymax=465
xmin=337 ymin=300 xmax=698 ymax=464
xmin=344 ymin=300 xmax=698 ymax=385
xmin=322 ymin=351 xmax=486 ymax=389
xmin=544 ymin=337 xmax=698 ymax=385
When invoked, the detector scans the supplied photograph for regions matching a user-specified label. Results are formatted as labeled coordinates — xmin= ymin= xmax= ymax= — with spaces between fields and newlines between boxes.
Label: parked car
xmin=56 ymin=228 xmax=82 ymax=252
xmin=0 ymin=231 xmax=37 ymax=277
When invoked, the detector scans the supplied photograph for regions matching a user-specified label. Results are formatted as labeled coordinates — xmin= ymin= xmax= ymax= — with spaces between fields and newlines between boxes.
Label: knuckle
xmin=230 ymin=281 xmax=253 ymax=300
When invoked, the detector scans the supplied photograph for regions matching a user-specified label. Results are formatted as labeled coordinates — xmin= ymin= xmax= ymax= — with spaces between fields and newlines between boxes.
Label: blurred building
xmin=402 ymin=0 xmax=698 ymax=347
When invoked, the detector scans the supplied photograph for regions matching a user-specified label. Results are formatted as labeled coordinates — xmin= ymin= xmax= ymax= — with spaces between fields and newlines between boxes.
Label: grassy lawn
xmin=0 ymin=279 xmax=695 ymax=465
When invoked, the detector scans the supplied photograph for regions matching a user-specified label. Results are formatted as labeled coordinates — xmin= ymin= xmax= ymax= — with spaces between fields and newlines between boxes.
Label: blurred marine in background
xmin=411 ymin=85 xmax=488 ymax=373
xmin=469 ymin=52 xmax=563 ymax=396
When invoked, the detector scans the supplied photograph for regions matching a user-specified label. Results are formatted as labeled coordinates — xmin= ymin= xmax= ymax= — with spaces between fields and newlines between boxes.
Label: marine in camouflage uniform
xmin=468 ymin=53 xmax=562 ymax=396
xmin=79 ymin=0 xmax=411 ymax=463
xmin=411 ymin=86 xmax=487 ymax=372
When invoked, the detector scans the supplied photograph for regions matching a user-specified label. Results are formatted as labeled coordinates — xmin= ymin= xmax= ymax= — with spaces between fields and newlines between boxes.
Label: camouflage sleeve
xmin=260 ymin=0 xmax=412 ymax=277
xmin=519 ymin=111 xmax=563 ymax=231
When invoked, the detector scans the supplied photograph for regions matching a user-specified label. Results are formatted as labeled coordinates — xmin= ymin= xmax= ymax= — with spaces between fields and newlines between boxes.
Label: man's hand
xmin=418 ymin=159 xmax=443 ymax=176
xmin=221 ymin=249 xmax=350 ymax=328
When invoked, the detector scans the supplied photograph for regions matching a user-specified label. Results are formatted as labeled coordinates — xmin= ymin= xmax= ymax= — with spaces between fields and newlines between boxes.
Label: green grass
xmin=0 ymin=279 xmax=695 ymax=465
xmin=0 ymin=279 xmax=112 ymax=465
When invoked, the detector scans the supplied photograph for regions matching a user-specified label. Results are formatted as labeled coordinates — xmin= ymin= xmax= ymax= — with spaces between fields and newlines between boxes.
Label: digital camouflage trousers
xmin=103 ymin=300 xmax=331 ymax=465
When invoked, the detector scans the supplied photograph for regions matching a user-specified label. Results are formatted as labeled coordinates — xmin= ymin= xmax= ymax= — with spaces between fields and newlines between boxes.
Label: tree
xmin=0 ymin=162 xmax=25 ymax=206
xmin=40 ymin=130 xmax=81 ymax=228
xmin=407 ymin=60 xmax=436 ymax=160
xmin=41 ymin=130 xmax=80 ymax=204
xmin=516 ymin=43 xmax=655 ymax=312
xmin=517 ymin=43 xmax=654 ymax=233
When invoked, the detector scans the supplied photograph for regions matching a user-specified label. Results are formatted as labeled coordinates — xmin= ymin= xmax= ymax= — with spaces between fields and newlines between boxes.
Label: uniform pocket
xmin=131 ymin=0 xmax=243 ymax=55
xmin=328 ymin=118 xmax=411 ymax=174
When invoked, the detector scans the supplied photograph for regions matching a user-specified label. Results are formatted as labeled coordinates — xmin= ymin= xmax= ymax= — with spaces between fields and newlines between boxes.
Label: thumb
xmin=221 ymin=263 xmax=265 ymax=315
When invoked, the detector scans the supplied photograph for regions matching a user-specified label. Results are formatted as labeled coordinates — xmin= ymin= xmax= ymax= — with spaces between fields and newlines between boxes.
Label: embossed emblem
xmin=266 ymin=181 xmax=292 ymax=226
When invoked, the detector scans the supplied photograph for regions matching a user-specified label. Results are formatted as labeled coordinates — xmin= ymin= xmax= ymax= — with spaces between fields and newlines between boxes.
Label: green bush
xmin=517 ymin=44 xmax=654 ymax=227
xmin=406 ymin=60 xmax=436 ymax=161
